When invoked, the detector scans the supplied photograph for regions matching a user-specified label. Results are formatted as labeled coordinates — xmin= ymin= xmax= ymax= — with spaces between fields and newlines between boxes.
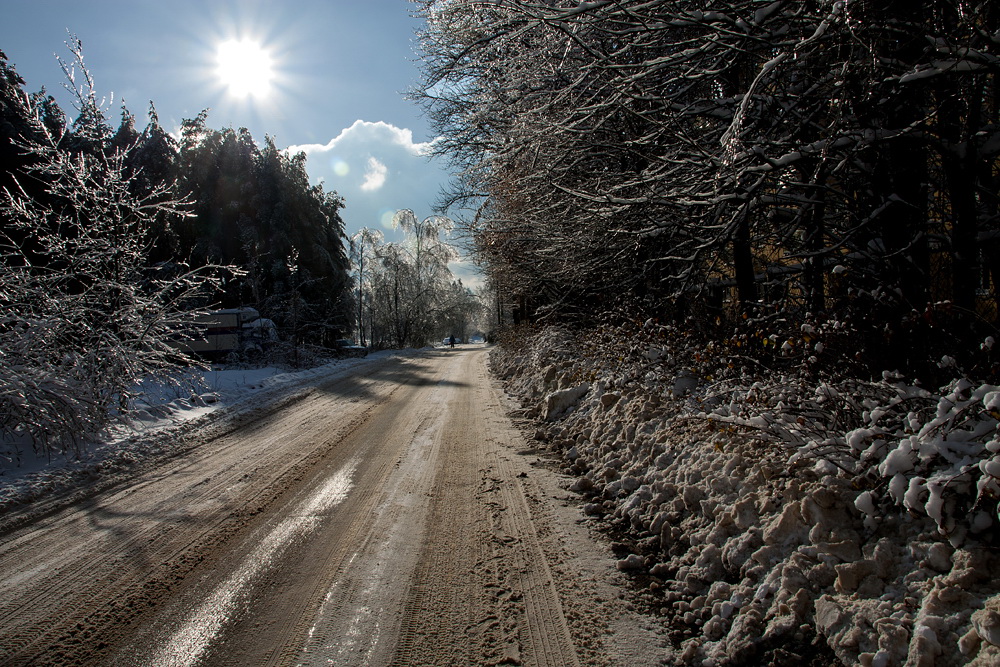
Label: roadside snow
xmin=492 ymin=325 xmax=1000 ymax=667
xmin=0 ymin=350 xmax=416 ymax=515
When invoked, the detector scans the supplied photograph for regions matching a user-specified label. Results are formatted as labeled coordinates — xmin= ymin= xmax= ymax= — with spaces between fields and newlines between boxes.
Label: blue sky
xmin=1 ymin=0 xmax=475 ymax=280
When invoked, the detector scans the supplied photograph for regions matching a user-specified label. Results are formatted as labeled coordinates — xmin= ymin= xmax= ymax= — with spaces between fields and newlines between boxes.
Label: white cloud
xmin=360 ymin=156 xmax=388 ymax=191
xmin=288 ymin=120 xmax=437 ymax=158
xmin=286 ymin=120 xmax=449 ymax=240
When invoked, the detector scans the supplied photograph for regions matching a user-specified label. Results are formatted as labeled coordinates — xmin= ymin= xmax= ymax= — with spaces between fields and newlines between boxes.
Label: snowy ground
xmin=492 ymin=324 xmax=1000 ymax=667
xmin=0 ymin=350 xmax=416 ymax=515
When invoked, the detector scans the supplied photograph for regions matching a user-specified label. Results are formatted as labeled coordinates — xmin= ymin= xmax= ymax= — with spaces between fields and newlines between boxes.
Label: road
xmin=0 ymin=348 xmax=661 ymax=666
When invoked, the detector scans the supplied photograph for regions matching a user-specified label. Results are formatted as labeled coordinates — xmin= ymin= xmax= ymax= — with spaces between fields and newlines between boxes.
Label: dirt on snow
xmin=492 ymin=325 xmax=1000 ymax=667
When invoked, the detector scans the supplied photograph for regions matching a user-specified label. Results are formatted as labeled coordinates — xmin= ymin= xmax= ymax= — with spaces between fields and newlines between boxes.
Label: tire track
xmin=0 ymin=349 xmax=601 ymax=666
xmin=112 ymin=352 xmax=458 ymax=667
xmin=390 ymin=349 xmax=581 ymax=667
xmin=0 ymin=359 xmax=413 ymax=666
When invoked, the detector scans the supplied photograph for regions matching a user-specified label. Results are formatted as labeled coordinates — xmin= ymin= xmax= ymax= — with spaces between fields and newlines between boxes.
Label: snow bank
xmin=493 ymin=324 xmax=1000 ymax=666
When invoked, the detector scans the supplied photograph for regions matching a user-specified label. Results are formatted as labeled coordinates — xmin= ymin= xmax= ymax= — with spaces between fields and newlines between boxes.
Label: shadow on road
xmin=316 ymin=352 xmax=472 ymax=397
xmin=218 ymin=351 xmax=474 ymax=442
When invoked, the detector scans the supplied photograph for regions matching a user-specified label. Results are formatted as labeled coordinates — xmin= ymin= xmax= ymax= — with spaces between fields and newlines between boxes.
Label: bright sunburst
xmin=216 ymin=39 xmax=274 ymax=98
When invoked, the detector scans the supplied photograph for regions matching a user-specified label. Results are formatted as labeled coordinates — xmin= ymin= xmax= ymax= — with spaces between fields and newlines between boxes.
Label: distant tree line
xmin=351 ymin=210 xmax=482 ymax=349
xmin=412 ymin=0 xmax=1000 ymax=380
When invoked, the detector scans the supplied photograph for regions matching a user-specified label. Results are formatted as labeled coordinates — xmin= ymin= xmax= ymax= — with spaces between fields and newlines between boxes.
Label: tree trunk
xmin=803 ymin=167 xmax=828 ymax=315
xmin=733 ymin=212 xmax=757 ymax=309
xmin=939 ymin=77 xmax=984 ymax=313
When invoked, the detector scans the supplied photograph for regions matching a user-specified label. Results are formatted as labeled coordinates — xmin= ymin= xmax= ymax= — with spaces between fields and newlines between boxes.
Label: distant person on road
xmin=449 ymin=335 xmax=455 ymax=348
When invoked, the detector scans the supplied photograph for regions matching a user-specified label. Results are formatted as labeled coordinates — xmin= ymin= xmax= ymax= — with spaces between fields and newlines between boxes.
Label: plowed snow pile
xmin=492 ymin=324 xmax=1000 ymax=667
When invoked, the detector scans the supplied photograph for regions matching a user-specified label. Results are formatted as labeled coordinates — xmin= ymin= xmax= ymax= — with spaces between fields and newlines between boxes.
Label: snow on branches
xmin=0 ymin=41 xmax=223 ymax=457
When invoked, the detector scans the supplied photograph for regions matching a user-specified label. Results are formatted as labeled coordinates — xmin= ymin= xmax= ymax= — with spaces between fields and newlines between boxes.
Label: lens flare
xmin=331 ymin=158 xmax=350 ymax=177
xmin=379 ymin=209 xmax=396 ymax=229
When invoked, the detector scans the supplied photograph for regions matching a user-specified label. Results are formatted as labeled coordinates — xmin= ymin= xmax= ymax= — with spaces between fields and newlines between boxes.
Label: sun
xmin=216 ymin=39 xmax=274 ymax=98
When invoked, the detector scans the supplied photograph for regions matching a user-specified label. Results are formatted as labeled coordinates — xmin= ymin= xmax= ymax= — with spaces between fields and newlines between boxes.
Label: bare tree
xmin=350 ymin=227 xmax=384 ymax=347
xmin=412 ymin=0 xmax=1000 ymax=373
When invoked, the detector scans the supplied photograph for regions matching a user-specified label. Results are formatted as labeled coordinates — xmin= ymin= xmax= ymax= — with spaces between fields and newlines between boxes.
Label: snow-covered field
xmin=492 ymin=325 xmax=1000 ymax=667
xmin=0 ymin=350 xmax=412 ymax=515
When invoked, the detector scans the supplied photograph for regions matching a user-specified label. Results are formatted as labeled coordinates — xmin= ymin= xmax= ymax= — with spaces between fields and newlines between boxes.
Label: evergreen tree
xmin=174 ymin=115 xmax=354 ymax=347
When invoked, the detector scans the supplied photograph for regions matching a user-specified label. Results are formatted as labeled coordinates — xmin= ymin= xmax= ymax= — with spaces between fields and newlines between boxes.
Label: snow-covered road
xmin=0 ymin=347 xmax=662 ymax=666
